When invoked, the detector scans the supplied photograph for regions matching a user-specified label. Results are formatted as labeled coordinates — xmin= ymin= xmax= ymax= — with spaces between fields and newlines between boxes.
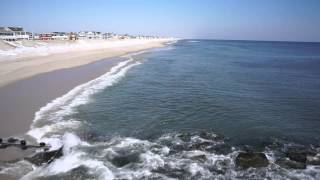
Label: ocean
xmin=5 ymin=40 xmax=320 ymax=179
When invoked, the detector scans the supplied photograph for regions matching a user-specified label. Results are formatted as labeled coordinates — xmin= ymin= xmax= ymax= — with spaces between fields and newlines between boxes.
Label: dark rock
xmin=235 ymin=152 xmax=269 ymax=169
xmin=276 ymin=159 xmax=306 ymax=169
xmin=35 ymin=165 xmax=94 ymax=180
xmin=39 ymin=142 xmax=46 ymax=147
xmin=20 ymin=140 xmax=26 ymax=146
xmin=7 ymin=138 xmax=18 ymax=143
xmin=190 ymin=154 xmax=207 ymax=162
xmin=286 ymin=148 xmax=307 ymax=163
xmin=153 ymin=165 xmax=187 ymax=179
xmin=199 ymin=131 xmax=218 ymax=140
xmin=171 ymin=144 xmax=188 ymax=152
xmin=110 ymin=152 xmax=140 ymax=167
xmin=307 ymin=156 xmax=320 ymax=165
xmin=25 ymin=147 xmax=63 ymax=166
xmin=189 ymin=141 xmax=212 ymax=150
xmin=178 ymin=132 xmax=192 ymax=142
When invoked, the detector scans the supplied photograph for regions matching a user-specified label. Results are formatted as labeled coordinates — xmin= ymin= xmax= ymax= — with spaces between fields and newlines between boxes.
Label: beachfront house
xmin=68 ymin=32 xmax=78 ymax=40
xmin=0 ymin=27 xmax=29 ymax=41
xmin=52 ymin=32 xmax=68 ymax=40
xmin=39 ymin=33 xmax=54 ymax=40
xmin=77 ymin=31 xmax=103 ymax=40
xmin=103 ymin=33 xmax=117 ymax=39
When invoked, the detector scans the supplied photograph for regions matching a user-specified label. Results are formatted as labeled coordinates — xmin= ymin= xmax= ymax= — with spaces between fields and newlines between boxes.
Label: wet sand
xmin=0 ymin=57 xmax=122 ymax=138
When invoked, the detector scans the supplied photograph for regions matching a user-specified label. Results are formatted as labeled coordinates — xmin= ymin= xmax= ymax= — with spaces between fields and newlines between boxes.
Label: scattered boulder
xmin=286 ymin=148 xmax=307 ymax=163
xmin=235 ymin=152 xmax=269 ymax=169
xmin=190 ymin=154 xmax=207 ymax=162
xmin=25 ymin=147 xmax=63 ymax=166
xmin=189 ymin=141 xmax=212 ymax=150
xmin=178 ymin=132 xmax=192 ymax=142
xmin=276 ymin=158 xmax=306 ymax=169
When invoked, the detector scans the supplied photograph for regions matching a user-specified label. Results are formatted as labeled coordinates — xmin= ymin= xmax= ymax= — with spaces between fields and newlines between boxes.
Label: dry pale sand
xmin=0 ymin=39 xmax=171 ymax=87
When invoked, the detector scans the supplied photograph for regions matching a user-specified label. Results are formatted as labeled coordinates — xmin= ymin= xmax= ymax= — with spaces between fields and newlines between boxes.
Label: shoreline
xmin=0 ymin=39 xmax=173 ymax=138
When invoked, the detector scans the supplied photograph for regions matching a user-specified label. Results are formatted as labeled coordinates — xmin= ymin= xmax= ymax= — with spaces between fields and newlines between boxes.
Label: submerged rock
xmin=190 ymin=154 xmax=207 ymax=162
xmin=235 ymin=152 xmax=269 ymax=169
xmin=153 ymin=165 xmax=188 ymax=179
xmin=199 ymin=131 xmax=225 ymax=141
xmin=110 ymin=152 xmax=140 ymax=167
xmin=35 ymin=165 xmax=94 ymax=180
xmin=207 ymin=143 xmax=232 ymax=155
xmin=189 ymin=141 xmax=212 ymax=150
xmin=25 ymin=147 xmax=63 ymax=166
xmin=276 ymin=158 xmax=306 ymax=169
xmin=177 ymin=132 xmax=192 ymax=142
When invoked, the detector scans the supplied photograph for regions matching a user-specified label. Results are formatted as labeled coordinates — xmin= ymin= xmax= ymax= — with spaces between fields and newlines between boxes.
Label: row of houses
xmin=0 ymin=27 xmax=30 ymax=41
xmin=0 ymin=26 xmax=158 ymax=41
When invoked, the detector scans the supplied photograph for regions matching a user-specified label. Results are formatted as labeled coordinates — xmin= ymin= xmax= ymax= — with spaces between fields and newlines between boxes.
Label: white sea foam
xmin=22 ymin=133 xmax=114 ymax=180
xmin=20 ymin=52 xmax=144 ymax=179
xmin=28 ymin=56 xmax=140 ymax=141
xmin=188 ymin=40 xmax=200 ymax=43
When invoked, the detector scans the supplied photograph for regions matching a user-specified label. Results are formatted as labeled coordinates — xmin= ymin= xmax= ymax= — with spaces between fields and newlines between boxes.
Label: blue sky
xmin=1 ymin=0 xmax=320 ymax=42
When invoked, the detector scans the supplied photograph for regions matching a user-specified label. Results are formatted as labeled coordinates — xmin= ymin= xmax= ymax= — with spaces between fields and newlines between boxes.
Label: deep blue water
xmin=76 ymin=40 xmax=320 ymax=147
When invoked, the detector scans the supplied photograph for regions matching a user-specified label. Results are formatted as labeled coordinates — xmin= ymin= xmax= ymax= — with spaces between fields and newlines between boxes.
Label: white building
xmin=0 ymin=27 xmax=29 ymax=41
xmin=52 ymin=32 xmax=68 ymax=40
xmin=78 ymin=31 xmax=103 ymax=39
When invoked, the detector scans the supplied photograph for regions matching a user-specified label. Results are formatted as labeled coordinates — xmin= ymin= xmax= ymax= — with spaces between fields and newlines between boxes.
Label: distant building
xmin=0 ymin=27 xmax=29 ymax=41
xmin=77 ymin=31 xmax=103 ymax=39
xmin=102 ymin=33 xmax=113 ymax=39
xmin=39 ymin=33 xmax=54 ymax=40
xmin=68 ymin=32 xmax=78 ymax=40
xmin=52 ymin=32 xmax=68 ymax=40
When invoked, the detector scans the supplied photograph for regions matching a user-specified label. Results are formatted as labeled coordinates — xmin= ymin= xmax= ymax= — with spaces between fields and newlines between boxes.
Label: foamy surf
xmin=12 ymin=53 xmax=143 ymax=179
xmin=28 ymin=56 xmax=140 ymax=141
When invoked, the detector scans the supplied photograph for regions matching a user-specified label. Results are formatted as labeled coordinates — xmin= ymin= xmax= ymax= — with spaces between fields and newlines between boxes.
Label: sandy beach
xmin=0 ymin=39 xmax=172 ymax=88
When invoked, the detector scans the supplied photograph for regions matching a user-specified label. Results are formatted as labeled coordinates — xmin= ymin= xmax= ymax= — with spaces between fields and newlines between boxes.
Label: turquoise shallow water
xmin=4 ymin=40 xmax=320 ymax=179
xmin=77 ymin=40 xmax=320 ymax=146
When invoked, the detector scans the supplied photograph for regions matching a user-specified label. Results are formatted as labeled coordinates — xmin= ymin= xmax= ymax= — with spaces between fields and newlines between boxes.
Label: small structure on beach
xmin=0 ymin=27 xmax=30 ymax=41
